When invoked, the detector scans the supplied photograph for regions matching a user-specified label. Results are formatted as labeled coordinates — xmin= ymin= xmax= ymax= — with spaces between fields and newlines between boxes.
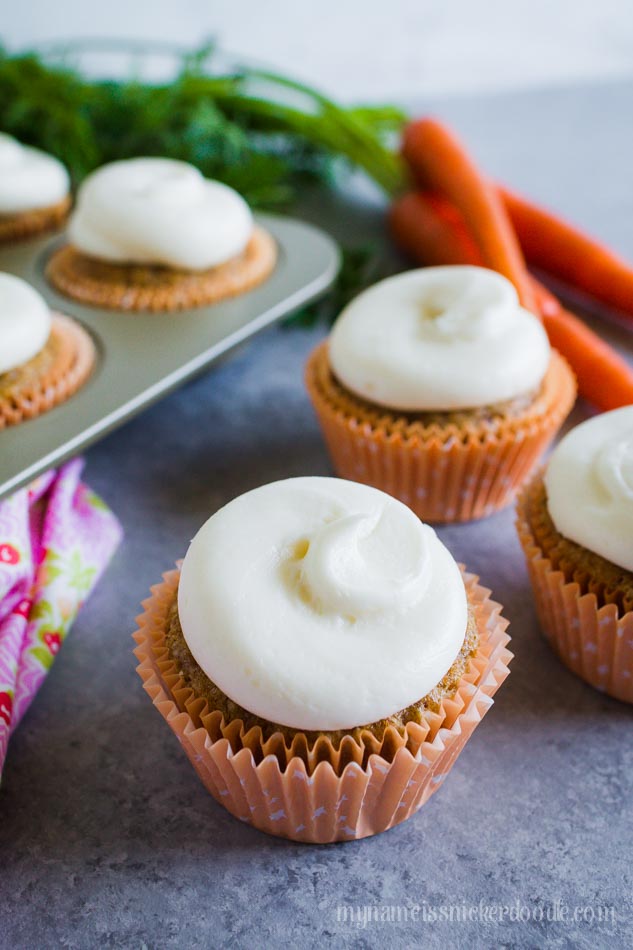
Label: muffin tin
xmin=0 ymin=213 xmax=340 ymax=501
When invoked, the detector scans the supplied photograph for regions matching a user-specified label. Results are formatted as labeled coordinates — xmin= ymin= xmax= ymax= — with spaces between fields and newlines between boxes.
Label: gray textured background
xmin=1 ymin=83 xmax=633 ymax=949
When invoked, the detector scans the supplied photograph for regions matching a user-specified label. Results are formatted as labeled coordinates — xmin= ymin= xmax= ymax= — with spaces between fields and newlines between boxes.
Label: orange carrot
xmin=530 ymin=278 xmax=561 ymax=319
xmin=402 ymin=119 xmax=536 ymax=311
xmin=530 ymin=281 xmax=633 ymax=410
xmin=389 ymin=190 xmax=633 ymax=410
xmin=542 ymin=307 xmax=633 ymax=410
xmin=500 ymin=187 xmax=633 ymax=319
xmin=389 ymin=192 xmax=482 ymax=267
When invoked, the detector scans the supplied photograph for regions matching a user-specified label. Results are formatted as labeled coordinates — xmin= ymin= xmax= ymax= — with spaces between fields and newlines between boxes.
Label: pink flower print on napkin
xmin=0 ymin=459 xmax=122 ymax=775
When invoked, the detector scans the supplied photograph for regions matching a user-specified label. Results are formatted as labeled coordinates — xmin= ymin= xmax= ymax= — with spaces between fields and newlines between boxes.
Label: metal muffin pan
xmin=0 ymin=213 xmax=340 ymax=501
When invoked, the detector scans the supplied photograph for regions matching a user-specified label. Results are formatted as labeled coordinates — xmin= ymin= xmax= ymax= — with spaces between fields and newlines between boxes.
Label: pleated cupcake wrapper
xmin=133 ymin=566 xmax=512 ymax=843
xmin=45 ymin=226 xmax=277 ymax=313
xmin=305 ymin=343 xmax=576 ymax=523
xmin=516 ymin=480 xmax=633 ymax=704
xmin=0 ymin=314 xmax=95 ymax=428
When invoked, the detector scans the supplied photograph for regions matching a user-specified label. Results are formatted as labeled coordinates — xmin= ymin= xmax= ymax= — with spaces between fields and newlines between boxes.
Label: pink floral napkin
xmin=0 ymin=458 xmax=122 ymax=775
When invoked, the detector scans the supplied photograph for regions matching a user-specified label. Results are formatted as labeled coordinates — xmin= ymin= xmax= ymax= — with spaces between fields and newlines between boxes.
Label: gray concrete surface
xmin=1 ymin=82 xmax=633 ymax=949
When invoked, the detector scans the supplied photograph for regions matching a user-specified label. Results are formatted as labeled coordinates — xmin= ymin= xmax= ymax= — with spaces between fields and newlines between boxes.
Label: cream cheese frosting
xmin=68 ymin=158 xmax=253 ymax=271
xmin=545 ymin=407 xmax=633 ymax=573
xmin=0 ymin=133 xmax=69 ymax=214
xmin=329 ymin=265 xmax=551 ymax=411
xmin=0 ymin=272 xmax=51 ymax=375
xmin=178 ymin=477 xmax=468 ymax=731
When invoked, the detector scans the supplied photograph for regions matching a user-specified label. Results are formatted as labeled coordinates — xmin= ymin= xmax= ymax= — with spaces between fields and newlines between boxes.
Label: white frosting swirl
xmin=329 ymin=266 xmax=551 ymax=411
xmin=545 ymin=406 xmax=633 ymax=572
xmin=68 ymin=158 xmax=253 ymax=271
xmin=0 ymin=133 xmax=69 ymax=214
xmin=0 ymin=272 xmax=51 ymax=375
xmin=178 ymin=477 xmax=468 ymax=731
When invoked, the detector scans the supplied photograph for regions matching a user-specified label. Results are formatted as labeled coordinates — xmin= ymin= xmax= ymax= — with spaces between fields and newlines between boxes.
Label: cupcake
xmin=0 ymin=133 xmax=71 ymax=243
xmin=46 ymin=158 xmax=277 ymax=312
xmin=134 ymin=477 xmax=511 ymax=842
xmin=517 ymin=407 xmax=633 ymax=703
xmin=305 ymin=266 xmax=576 ymax=523
xmin=0 ymin=272 xmax=95 ymax=428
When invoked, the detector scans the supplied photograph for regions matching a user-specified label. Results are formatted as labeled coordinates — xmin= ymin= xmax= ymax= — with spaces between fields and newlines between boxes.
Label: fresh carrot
xmin=530 ymin=278 xmax=561 ymax=319
xmin=391 ymin=191 xmax=551 ymax=307
xmin=542 ymin=307 xmax=633 ymax=409
xmin=388 ymin=192 xmax=482 ymax=267
xmin=389 ymin=190 xmax=633 ymax=409
xmin=500 ymin=187 xmax=633 ymax=320
xmin=530 ymin=277 xmax=633 ymax=410
xmin=402 ymin=118 xmax=536 ymax=311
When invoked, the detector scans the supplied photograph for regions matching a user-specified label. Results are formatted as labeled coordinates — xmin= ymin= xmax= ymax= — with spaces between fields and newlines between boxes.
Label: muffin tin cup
xmin=516 ymin=479 xmax=633 ymax=704
xmin=133 ymin=567 xmax=512 ymax=844
xmin=0 ymin=313 xmax=95 ymax=428
xmin=305 ymin=343 xmax=576 ymax=523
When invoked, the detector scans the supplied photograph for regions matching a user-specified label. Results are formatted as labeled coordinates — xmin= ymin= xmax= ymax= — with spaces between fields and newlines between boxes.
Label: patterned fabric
xmin=0 ymin=459 xmax=122 ymax=775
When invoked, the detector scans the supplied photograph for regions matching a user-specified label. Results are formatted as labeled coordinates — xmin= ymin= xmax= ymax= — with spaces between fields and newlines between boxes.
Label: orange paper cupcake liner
xmin=0 ymin=195 xmax=71 ymax=244
xmin=45 ymin=226 xmax=277 ymax=312
xmin=133 ymin=566 xmax=512 ymax=843
xmin=305 ymin=343 xmax=576 ymax=523
xmin=516 ymin=477 xmax=633 ymax=704
xmin=0 ymin=313 xmax=95 ymax=428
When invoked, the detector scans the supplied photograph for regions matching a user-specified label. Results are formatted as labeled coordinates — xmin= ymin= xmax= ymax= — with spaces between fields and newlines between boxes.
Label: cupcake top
xmin=0 ymin=133 xmax=70 ymax=215
xmin=545 ymin=406 xmax=633 ymax=573
xmin=178 ymin=477 xmax=468 ymax=731
xmin=68 ymin=158 xmax=254 ymax=271
xmin=0 ymin=273 xmax=51 ymax=374
xmin=329 ymin=266 xmax=551 ymax=411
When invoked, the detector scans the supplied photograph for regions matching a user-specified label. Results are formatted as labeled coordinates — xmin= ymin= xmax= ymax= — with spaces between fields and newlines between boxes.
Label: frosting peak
xmin=596 ymin=433 xmax=633 ymax=505
xmin=0 ymin=272 xmax=52 ymax=375
xmin=329 ymin=266 xmax=551 ymax=411
xmin=545 ymin=407 xmax=633 ymax=573
xmin=178 ymin=478 xmax=468 ymax=731
xmin=417 ymin=267 xmax=512 ymax=341
xmin=299 ymin=506 xmax=429 ymax=616
xmin=68 ymin=158 xmax=253 ymax=271
xmin=0 ymin=133 xmax=69 ymax=214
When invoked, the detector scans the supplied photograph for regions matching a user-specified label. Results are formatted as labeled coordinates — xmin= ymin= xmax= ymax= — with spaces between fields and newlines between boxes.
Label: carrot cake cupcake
xmin=46 ymin=158 xmax=277 ymax=311
xmin=306 ymin=265 xmax=576 ymax=522
xmin=517 ymin=406 xmax=633 ymax=703
xmin=0 ymin=133 xmax=70 ymax=243
xmin=0 ymin=272 xmax=94 ymax=428
xmin=134 ymin=477 xmax=511 ymax=842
